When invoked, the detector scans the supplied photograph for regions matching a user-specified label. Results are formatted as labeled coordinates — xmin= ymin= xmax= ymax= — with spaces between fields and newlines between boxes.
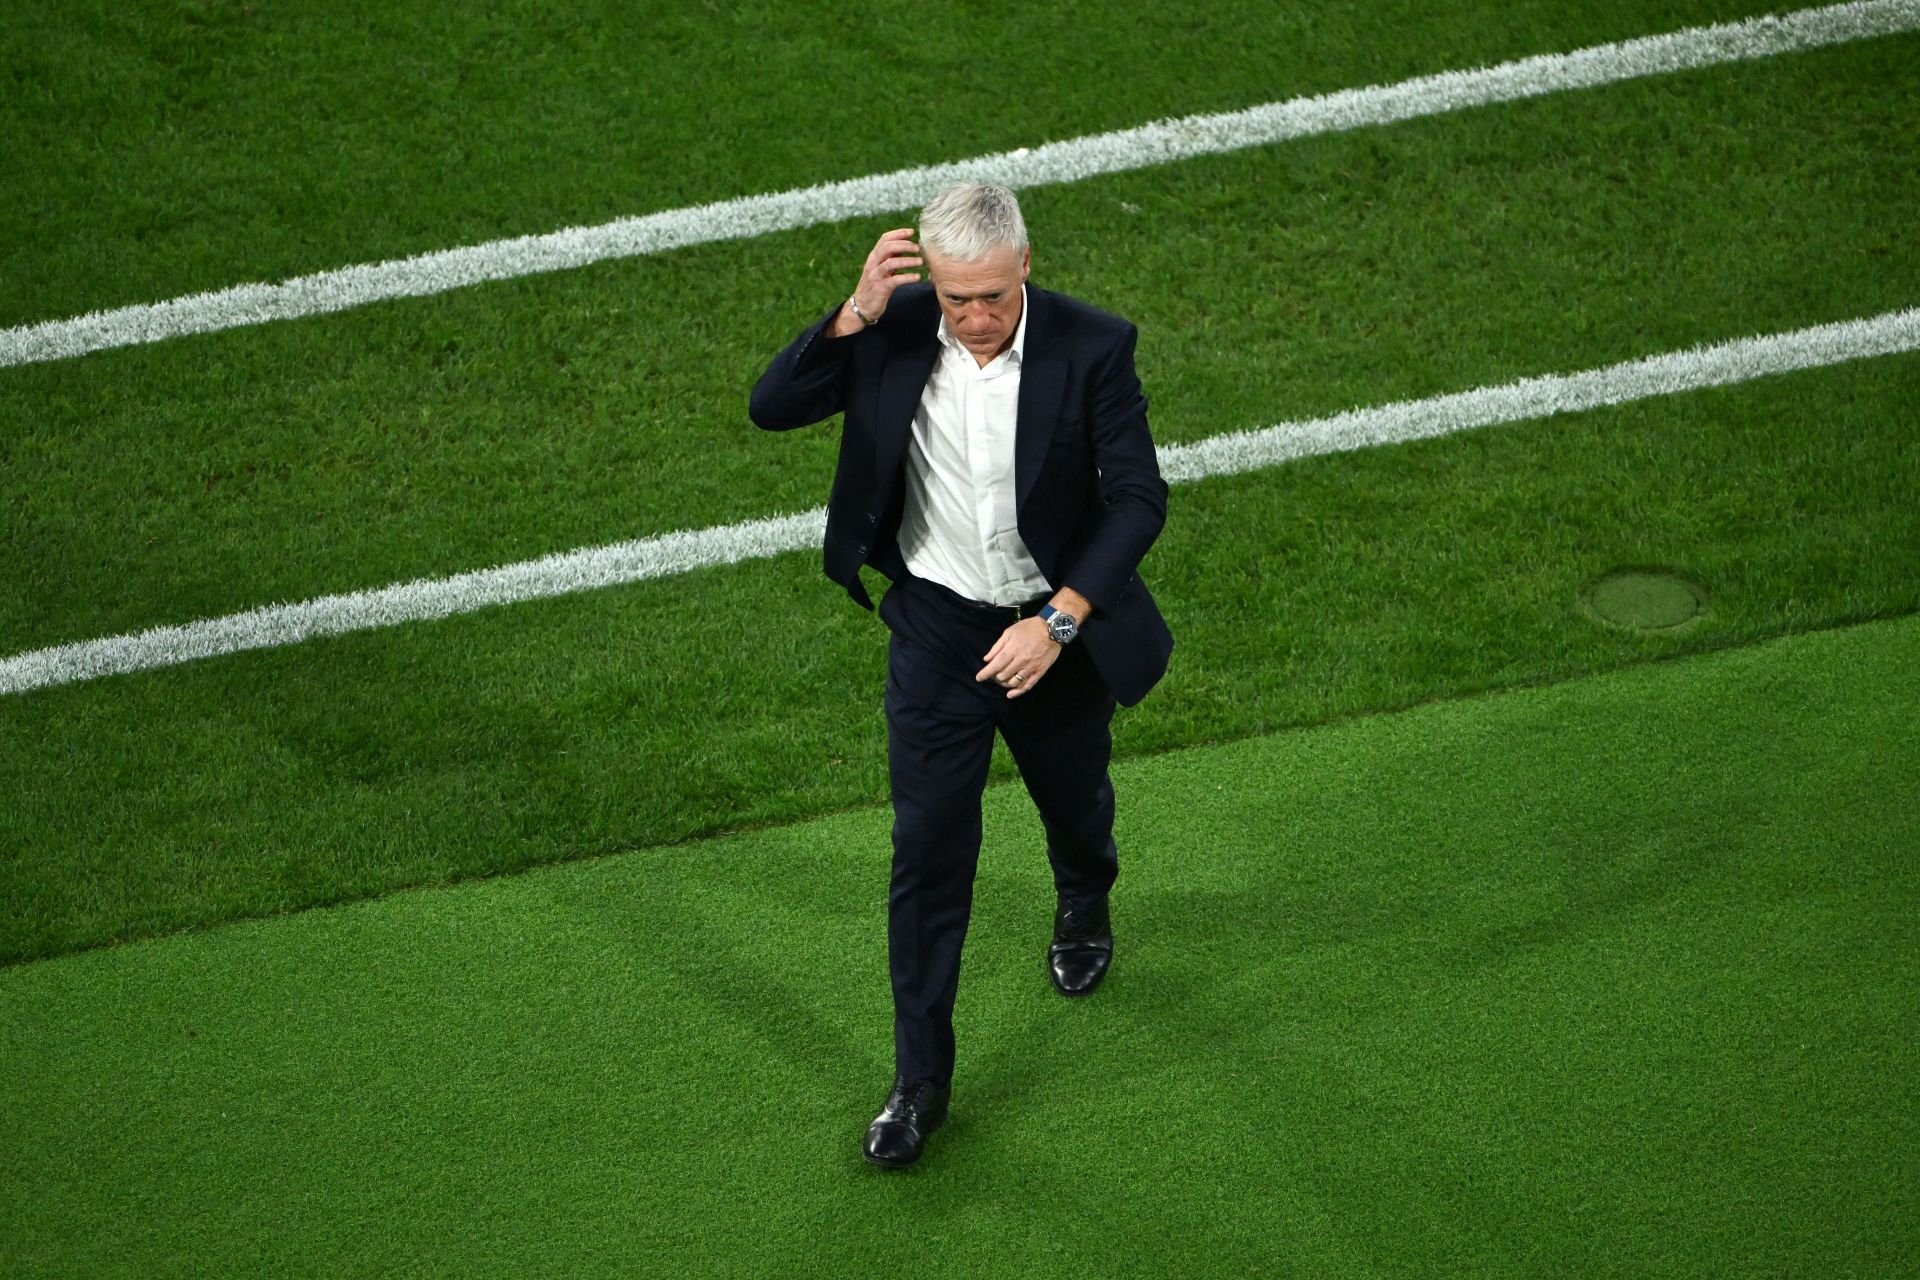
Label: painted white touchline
xmin=1153 ymin=308 xmax=1920 ymax=482
xmin=6 ymin=1 xmax=1917 ymax=370
xmin=4 ymin=306 xmax=1915 ymax=697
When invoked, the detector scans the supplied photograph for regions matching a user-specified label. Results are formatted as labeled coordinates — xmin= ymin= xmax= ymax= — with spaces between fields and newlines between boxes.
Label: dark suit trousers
xmin=878 ymin=574 xmax=1120 ymax=1086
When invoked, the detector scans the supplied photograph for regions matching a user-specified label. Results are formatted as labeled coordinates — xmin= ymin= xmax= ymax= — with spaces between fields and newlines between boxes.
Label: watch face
xmin=1048 ymin=612 xmax=1077 ymax=644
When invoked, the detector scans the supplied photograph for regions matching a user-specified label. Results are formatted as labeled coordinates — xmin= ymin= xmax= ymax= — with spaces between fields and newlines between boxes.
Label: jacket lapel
xmin=1014 ymin=287 xmax=1066 ymax=514
xmin=875 ymin=316 xmax=940 ymax=490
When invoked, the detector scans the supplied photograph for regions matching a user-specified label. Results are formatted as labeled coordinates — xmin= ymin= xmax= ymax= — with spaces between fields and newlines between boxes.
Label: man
xmin=749 ymin=183 xmax=1172 ymax=1168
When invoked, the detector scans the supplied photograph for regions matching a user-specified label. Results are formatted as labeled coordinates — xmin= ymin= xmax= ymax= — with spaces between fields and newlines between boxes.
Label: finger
xmin=975 ymin=650 xmax=1013 ymax=683
xmin=987 ymin=634 xmax=1025 ymax=665
xmin=1006 ymin=668 xmax=1045 ymax=699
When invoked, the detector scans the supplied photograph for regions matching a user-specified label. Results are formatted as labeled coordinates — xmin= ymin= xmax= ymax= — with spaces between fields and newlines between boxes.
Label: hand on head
xmin=847 ymin=228 xmax=923 ymax=327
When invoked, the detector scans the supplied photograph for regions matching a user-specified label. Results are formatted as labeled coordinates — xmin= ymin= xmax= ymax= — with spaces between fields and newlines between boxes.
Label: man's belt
xmin=958 ymin=592 xmax=1053 ymax=623
xmin=915 ymin=575 xmax=1052 ymax=623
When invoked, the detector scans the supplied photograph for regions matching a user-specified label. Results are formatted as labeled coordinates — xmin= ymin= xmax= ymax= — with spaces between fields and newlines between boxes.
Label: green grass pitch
xmin=1 ymin=0 xmax=1916 ymax=1272
xmin=4 ymin=617 xmax=1915 ymax=1275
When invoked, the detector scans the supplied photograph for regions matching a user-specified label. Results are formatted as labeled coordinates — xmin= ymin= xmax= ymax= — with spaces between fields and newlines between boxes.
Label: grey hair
xmin=919 ymin=183 xmax=1028 ymax=262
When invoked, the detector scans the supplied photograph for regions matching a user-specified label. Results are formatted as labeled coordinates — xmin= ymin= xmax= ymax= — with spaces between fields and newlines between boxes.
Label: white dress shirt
xmin=898 ymin=286 xmax=1053 ymax=606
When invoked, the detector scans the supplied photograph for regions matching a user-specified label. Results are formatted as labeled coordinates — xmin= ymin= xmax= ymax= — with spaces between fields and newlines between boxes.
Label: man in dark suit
xmin=749 ymin=183 xmax=1171 ymax=1168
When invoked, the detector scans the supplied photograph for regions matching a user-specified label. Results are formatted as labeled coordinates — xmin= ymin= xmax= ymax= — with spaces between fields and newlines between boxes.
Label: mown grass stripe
xmin=4 ymin=0 xmax=1915 ymax=369
xmin=2 ymin=306 xmax=1913 ymax=698
xmin=3 ymin=614 xmax=1914 ymax=1274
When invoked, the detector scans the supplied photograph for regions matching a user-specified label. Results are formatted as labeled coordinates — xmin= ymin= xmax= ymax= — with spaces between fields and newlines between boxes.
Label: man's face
xmin=923 ymin=241 xmax=1031 ymax=364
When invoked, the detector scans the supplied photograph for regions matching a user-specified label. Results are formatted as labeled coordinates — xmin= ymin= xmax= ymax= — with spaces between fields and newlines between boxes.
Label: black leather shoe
xmin=1047 ymin=895 xmax=1113 ymax=997
xmin=862 ymin=1078 xmax=950 ymax=1168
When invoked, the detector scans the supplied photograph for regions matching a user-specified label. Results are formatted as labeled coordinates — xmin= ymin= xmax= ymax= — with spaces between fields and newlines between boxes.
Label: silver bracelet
xmin=848 ymin=297 xmax=877 ymax=327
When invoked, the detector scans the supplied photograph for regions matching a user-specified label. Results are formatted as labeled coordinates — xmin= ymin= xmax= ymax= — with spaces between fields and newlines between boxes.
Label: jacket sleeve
xmin=748 ymin=304 xmax=861 ymax=431
xmin=1060 ymin=323 xmax=1168 ymax=614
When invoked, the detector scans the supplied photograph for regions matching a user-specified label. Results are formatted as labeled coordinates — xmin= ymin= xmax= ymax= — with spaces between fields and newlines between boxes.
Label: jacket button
xmin=856 ymin=542 xmax=869 ymax=556
xmin=866 ymin=510 xmax=879 ymax=526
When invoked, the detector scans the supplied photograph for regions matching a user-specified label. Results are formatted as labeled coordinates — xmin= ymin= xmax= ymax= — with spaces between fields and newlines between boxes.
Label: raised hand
xmin=831 ymin=227 xmax=923 ymax=336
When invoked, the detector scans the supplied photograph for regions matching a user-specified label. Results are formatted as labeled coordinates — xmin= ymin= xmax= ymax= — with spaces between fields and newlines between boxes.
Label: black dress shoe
xmin=862 ymin=1078 xmax=950 ymax=1168
xmin=1048 ymin=895 xmax=1113 ymax=997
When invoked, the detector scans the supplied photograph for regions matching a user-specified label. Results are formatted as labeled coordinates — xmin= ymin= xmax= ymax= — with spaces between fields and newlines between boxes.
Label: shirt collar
xmin=936 ymin=284 xmax=1029 ymax=367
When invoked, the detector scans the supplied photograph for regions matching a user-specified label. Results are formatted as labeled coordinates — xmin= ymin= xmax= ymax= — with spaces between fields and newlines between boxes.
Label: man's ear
xmin=1022 ymin=245 xmax=1032 ymax=281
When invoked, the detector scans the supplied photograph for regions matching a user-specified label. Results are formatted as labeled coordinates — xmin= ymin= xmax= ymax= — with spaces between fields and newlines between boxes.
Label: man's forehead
xmin=925 ymin=244 xmax=1024 ymax=294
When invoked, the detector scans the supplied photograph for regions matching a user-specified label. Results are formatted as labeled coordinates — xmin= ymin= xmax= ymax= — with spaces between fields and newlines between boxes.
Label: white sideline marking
xmin=1154 ymin=308 xmax=1920 ymax=481
xmin=3 ymin=306 xmax=1915 ymax=697
xmin=5 ymin=0 xmax=1916 ymax=369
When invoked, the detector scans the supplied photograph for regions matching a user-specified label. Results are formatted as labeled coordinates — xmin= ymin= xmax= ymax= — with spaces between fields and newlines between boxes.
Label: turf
xmin=2 ymin=613 xmax=1914 ymax=1277
xmin=1 ymin=0 xmax=1798 ymax=329
xmin=6 ymin=37 xmax=1915 ymax=651
xmin=2 ymin=31 xmax=1915 ymax=961
xmin=4 ymin=349 xmax=1916 ymax=964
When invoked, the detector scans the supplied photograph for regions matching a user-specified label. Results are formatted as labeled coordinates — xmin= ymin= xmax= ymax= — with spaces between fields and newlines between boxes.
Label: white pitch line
xmin=1154 ymin=308 xmax=1920 ymax=482
xmin=3 ymin=306 xmax=1915 ymax=698
xmin=5 ymin=0 xmax=1917 ymax=369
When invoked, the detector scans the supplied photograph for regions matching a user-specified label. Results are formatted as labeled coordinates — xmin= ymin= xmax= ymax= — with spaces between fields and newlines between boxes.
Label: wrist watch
xmin=1039 ymin=604 xmax=1079 ymax=646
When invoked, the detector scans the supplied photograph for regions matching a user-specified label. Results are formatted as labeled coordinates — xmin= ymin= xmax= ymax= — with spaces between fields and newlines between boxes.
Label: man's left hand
xmin=976 ymin=617 xmax=1062 ymax=700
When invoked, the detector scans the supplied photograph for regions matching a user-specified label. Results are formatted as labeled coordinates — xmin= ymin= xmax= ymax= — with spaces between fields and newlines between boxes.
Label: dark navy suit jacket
xmin=748 ymin=282 xmax=1172 ymax=706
